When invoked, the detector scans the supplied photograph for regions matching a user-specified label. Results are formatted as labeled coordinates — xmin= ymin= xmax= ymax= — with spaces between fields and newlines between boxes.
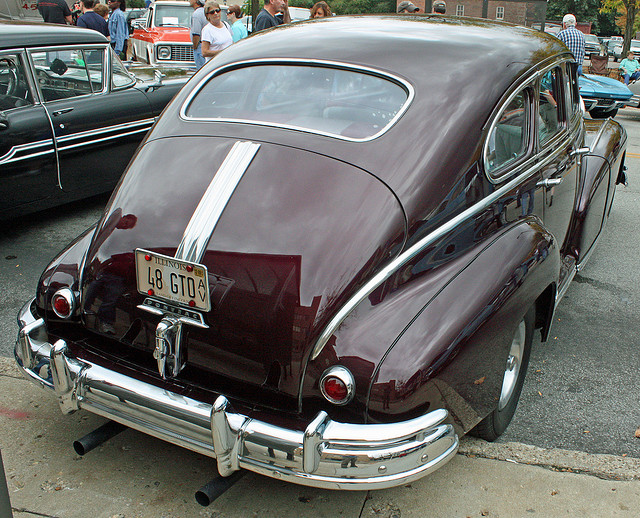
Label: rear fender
xmin=569 ymin=119 xmax=626 ymax=265
xmin=367 ymin=218 xmax=559 ymax=434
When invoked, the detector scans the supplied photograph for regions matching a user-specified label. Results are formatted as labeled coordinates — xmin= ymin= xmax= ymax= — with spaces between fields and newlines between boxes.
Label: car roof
xmin=0 ymin=20 xmax=108 ymax=49
xmin=214 ymin=15 xmax=567 ymax=89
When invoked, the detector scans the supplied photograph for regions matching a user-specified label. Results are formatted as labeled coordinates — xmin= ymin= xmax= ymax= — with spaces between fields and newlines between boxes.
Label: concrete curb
xmin=459 ymin=437 xmax=640 ymax=482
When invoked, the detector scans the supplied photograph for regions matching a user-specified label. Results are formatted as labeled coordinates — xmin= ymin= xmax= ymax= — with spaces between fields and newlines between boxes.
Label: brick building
xmin=397 ymin=0 xmax=547 ymax=28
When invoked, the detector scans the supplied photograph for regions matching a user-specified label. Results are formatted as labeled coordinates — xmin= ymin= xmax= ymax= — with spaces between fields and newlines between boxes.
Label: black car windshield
xmin=184 ymin=64 xmax=410 ymax=140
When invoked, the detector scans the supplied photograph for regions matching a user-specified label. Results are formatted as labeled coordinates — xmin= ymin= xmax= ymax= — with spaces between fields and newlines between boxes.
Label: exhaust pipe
xmin=195 ymin=471 xmax=245 ymax=506
xmin=73 ymin=421 xmax=127 ymax=455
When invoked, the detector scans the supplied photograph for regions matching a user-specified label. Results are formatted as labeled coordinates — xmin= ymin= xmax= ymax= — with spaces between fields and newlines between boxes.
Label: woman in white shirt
xmin=201 ymin=1 xmax=233 ymax=61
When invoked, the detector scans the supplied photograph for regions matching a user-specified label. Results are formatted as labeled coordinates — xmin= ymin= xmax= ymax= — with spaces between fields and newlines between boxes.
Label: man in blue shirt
xmin=557 ymin=13 xmax=585 ymax=75
xmin=254 ymin=0 xmax=290 ymax=33
xmin=77 ymin=0 xmax=110 ymax=37
xmin=108 ymin=0 xmax=128 ymax=60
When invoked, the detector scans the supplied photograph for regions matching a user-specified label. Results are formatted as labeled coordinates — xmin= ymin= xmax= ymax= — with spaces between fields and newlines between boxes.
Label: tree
xmin=601 ymin=0 xmax=639 ymax=54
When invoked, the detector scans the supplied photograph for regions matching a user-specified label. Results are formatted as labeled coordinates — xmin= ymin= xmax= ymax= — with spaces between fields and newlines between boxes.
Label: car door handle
xmin=569 ymin=146 xmax=590 ymax=158
xmin=52 ymin=108 xmax=74 ymax=116
xmin=0 ymin=116 xmax=8 ymax=130
xmin=537 ymin=178 xmax=563 ymax=188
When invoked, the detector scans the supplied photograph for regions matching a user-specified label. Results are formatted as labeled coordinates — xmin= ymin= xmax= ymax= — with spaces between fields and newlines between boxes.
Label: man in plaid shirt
xmin=557 ymin=13 xmax=585 ymax=75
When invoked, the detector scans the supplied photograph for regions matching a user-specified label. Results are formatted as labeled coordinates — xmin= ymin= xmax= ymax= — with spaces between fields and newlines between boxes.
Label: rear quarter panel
xmin=567 ymin=118 xmax=626 ymax=263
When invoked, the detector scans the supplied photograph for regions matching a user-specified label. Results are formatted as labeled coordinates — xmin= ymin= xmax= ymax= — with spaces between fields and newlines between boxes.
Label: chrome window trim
xmin=483 ymin=86 xmax=533 ymax=182
xmin=310 ymin=131 xmax=575 ymax=361
xmin=108 ymin=46 xmax=137 ymax=91
xmin=535 ymin=65 xmax=568 ymax=148
xmin=26 ymin=44 xmax=110 ymax=98
xmin=179 ymin=58 xmax=415 ymax=143
xmin=483 ymin=57 xmax=575 ymax=184
xmin=0 ymin=49 xmax=40 ymax=105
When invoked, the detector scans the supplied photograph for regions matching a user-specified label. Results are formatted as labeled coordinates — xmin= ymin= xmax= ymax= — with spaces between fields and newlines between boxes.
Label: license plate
xmin=135 ymin=249 xmax=210 ymax=311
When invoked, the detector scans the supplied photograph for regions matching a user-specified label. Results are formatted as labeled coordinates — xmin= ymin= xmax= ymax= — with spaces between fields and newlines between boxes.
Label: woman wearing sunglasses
xmin=201 ymin=1 xmax=233 ymax=61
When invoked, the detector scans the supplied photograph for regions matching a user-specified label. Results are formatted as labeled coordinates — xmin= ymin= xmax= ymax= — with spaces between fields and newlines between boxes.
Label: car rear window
xmin=183 ymin=64 xmax=410 ymax=140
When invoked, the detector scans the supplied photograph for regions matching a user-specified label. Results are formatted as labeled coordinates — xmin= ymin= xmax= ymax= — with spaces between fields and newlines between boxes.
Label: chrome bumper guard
xmin=16 ymin=299 xmax=458 ymax=490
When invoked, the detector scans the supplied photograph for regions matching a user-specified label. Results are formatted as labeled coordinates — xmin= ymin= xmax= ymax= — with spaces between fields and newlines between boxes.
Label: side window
xmin=565 ymin=63 xmax=581 ymax=117
xmin=538 ymin=68 xmax=563 ymax=144
xmin=0 ymin=53 xmax=34 ymax=110
xmin=486 ymin=89 xmax=530 ymax=174
xmin=31 ymin=48 xmax=103 ymax=101
xmin=110 ymin=48 xmax=135 ymax=89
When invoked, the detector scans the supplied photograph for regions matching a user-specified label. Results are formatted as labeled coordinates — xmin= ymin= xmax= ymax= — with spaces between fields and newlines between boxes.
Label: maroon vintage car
xmin=16 ymin=15 xmax=626 ymax=495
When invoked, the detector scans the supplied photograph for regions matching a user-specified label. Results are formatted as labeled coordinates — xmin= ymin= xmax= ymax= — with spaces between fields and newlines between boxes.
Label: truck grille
xmin=170 ymin=45 xmax=194 ymax=62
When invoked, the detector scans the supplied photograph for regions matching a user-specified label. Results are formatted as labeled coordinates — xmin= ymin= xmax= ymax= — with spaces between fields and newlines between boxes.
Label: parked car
xmin=584 ymin=33 xmax=601 ymax=55
xmin=130 ymin=0 xmax=231 ymax=66
xmin=606 ymin=36 xmax=622 ymax=58
xmin=610 ymin=38 xmax=640 ymax=61
xmin=16 ymin=15 xmax=627 ymax=494
xmin=0 ymin=20 xmax=189 ymax=219
xmin=578 ymin=73 xmax=633 ymax=118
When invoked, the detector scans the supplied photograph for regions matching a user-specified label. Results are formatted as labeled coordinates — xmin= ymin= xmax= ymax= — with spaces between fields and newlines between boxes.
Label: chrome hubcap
xmin=498 ymin=319 xmax=526 ymax=411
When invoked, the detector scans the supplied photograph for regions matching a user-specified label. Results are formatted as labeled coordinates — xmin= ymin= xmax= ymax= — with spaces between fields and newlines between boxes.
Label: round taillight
xmin=320 ymin=366 xmax=355 ymax=406
xmin=52 ymin=288 xmax=76 ymax=319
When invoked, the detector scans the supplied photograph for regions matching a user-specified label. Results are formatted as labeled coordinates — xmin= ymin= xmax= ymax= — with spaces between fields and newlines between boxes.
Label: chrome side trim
xmin=179 ymin=58 xmax=415 ymax=143
xmin=55 ymin=119 xmax=156 ymax=152
xmin=310 ymin=136 xmax=573 ymax=360
xmin=16 ymin=302 xmax=459 ymax=490
xmin=0 ymin=138 xmax=55 ymax=166
xmin=175 ymin=141 xmax=260 ymax=263
xmin=555 ymin=264 xmax=577 ymax=306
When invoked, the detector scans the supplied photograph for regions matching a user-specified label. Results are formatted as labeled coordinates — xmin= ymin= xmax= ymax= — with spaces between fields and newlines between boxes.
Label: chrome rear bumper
xmin=16 ymin=299 xmax=458 ymax=490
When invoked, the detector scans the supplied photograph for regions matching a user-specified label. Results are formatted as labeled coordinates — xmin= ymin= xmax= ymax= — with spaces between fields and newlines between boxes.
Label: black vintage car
xmin=16 ymin=15 xmax=627 ymax=495
xmin=0 ymin=21 xmax=188 ymax=219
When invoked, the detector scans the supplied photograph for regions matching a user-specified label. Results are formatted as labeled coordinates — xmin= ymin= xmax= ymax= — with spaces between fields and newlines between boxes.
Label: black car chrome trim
xmin=27 ymin=45 xmax=110 ymax=97
xmin=0 ymin=138 xmax=55 ymax=165
xmin=309 ymin=142 xmax=573 ymax=361
xmin=179 ymin=59 xmax=415 ymax=143
xmin=175 ymin=141 xmax=260 ymax=264
xmin=55 ymin=119 xmax=155 ymax=152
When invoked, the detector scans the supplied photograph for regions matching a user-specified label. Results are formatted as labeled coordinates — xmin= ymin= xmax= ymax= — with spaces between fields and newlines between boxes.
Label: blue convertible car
xmin=579 ymin=73 xmax=632 ymax=118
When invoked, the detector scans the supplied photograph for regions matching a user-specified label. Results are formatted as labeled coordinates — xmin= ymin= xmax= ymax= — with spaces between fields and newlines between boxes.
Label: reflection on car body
xmin=16 ymin=15 xmax=627 ymax=495
xmin=0 ymin=20 xmax=189 ymax=219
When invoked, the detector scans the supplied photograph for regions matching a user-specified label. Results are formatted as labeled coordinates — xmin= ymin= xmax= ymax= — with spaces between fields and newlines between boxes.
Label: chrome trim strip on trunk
xmin=175 ymin=141 xmax=260 ymax=263
xmin=16 ymin=301 xmax=459 ymax=490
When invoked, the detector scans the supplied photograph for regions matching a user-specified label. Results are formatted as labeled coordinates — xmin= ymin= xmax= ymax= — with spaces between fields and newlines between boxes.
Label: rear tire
xmin=471 ymin=307 xmax=534 ymax=441
xmin=589 ymin=108 xmax=617 ymax=119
